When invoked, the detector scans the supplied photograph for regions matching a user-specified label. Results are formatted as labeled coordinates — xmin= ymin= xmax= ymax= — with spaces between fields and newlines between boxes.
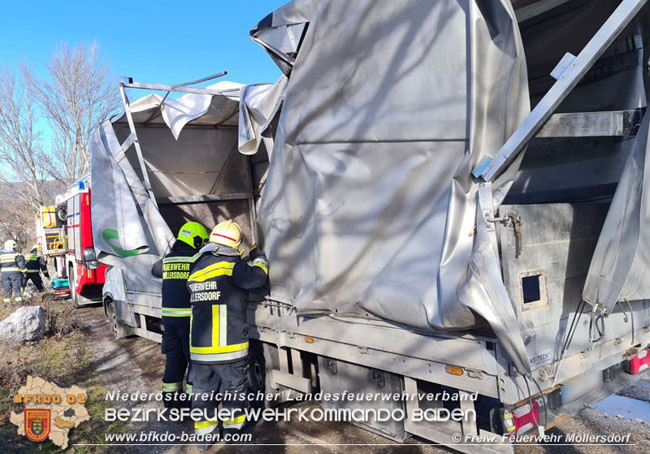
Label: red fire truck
xmin=54 ymin=178 xmax=106 ymax=306
xmin=34 ymin=205 xmax=69 ymax=296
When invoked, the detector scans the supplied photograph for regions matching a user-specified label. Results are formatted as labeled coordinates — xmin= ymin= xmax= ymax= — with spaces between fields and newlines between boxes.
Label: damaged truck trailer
xmin=90 ymin=0 xmax=650 ymax=451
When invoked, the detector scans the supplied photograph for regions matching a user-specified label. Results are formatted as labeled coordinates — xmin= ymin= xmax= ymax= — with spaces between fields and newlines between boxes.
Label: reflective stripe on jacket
xmin=152 ymin=241 xmax=202 ymax=324
xmin=24 ymin=251 xmax=47 ymax=274
xmin=0 ymin=249 xmax=26 ymax=274
xmin=187 ymin=247 xmax=268 ymax=363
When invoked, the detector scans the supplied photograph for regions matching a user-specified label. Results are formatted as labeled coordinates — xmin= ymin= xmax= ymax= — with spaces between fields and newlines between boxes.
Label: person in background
xmin=23 ymin=244 xmax=49 ymax=292
xmin=152 ymin=222 xmax=210 ymax=410
xmin=1 ymin=240 xmax=26 ymax=305
xmin=187 ymin=219 xmax=268 ymax=448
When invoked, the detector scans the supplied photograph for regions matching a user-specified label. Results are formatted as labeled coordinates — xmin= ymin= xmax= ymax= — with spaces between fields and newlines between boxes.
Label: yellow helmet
xmin=209 ymin=220 xmax=242 ymax=248
xmin=177 ymin=222 xmax=209 ymax=249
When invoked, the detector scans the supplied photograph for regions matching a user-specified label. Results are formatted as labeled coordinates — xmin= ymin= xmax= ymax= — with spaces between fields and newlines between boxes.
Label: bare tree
xmin=0 ymin=42 xmax=118 ymax=246
xmin=0 ymin=68 xmax=48 ymax=210
xmin=0 ymin=188 xmax=34 ymax=249
xmin=24 ymin=42 xmax=120 ymax=185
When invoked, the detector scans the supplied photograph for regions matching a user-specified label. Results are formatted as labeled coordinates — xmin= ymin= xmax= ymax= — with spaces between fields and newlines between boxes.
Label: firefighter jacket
xmin=24 ymin=249 xmax=48 ymax=276
xmin=0 ymin=249 xmax=26 ymax=275
xmin=186 ymin=244 xmax=268 ymax=364
xmin=152 ymin=241 xmax=202 ymax=325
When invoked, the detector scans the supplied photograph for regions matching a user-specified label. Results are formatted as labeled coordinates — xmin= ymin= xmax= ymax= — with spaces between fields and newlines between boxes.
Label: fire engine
xmin=53 ymin=178 xmax=106 ymax=306
xmin=34 ymin=205 xmax=69 ymax=295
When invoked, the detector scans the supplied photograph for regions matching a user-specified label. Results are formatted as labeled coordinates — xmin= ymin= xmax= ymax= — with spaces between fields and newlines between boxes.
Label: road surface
xmin=77 ymin=305 xmax=650 ymax=454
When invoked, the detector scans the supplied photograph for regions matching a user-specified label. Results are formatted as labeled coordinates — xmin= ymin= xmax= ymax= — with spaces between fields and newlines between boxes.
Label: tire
xmin=71 ymin=288 xmax=79 ymax=308
xmin=248 ymin=343 xmax=266 ymax=393
xmin=248 ymin=340 xmax=280 ymax=408
xmin=56 ymin=206 xmax=67 ymax=223
xmin=106 ymin=299 xmax=128 ymax=339
xmin=69 ymin=265 xmax=80 ymax=308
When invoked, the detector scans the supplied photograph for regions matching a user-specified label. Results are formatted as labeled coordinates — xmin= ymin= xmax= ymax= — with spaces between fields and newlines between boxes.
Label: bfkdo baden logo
xmin=10 ymin=376 xmax=90 ymax=449
xmin=24 ymin=409 xmax=51 ymax=442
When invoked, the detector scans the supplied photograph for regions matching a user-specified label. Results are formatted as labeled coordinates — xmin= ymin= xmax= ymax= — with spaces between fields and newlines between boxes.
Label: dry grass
xmin=0 ymin=293 xmax=80 ymax=335
xmin=41 ymin=294 xmax=81 ymax=335
xmin=0 ymin=296 xmax=131 ymax=453
xmin=0 ymin=296 xmax=89 ymax=420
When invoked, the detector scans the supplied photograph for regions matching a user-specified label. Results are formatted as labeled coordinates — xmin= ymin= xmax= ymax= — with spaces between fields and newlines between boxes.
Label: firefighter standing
xmin=152 ymin=222 xmax=210 ymax=408
xmin=1 ymin=240 xmax=26 ymax=305
xmin=23 ymin=245 xmax=49 ymax=292
xmin=187 ymin=220 xmax=268 ymax=444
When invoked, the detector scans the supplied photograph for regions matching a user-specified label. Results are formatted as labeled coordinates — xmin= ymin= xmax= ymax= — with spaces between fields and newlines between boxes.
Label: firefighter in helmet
xmin=1 ymin=240 xmax=26 ymax=304
xmin=152 ymin=221 xmax=209 ymax=409
xmin=187 ymin=220 xmax=268 ymax=443
xmin=23 ymin=245 xmax=49 ymax=292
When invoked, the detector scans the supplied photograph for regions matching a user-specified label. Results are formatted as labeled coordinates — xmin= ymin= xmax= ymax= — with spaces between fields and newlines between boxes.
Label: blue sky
xmin=0 ymin=0 xmax=286 ymax=89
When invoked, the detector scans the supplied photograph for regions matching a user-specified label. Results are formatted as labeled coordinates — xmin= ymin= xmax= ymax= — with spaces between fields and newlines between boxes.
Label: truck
xmin=53 ymin=178 xmax=106 ymax=305
xmin=90 ymin=0 xmax=650 ymax=452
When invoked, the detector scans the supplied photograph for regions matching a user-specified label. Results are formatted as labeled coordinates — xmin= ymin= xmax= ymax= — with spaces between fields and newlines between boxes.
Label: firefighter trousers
xmin=24 ymin=274 xmax=44 ymax=292
xmin=191 ymin=359 xmax=249 ymax=437
xmin=161 ymin=320 xmax=192 ymax=408
xmin=2 ymin=273 xmax=23 ymax=304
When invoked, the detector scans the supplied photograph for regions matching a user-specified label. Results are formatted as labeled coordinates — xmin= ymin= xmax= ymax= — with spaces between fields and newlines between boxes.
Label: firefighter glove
xmin=249 ymin=244 xmax=266 ymax=261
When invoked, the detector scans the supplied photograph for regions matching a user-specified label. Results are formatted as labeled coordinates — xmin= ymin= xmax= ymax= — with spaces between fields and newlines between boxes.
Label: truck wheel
xmin=248 ymin=341 xmax=265 ymax=392
xmin=106 ymin=299 xmax=128 ymax=339
xmin=56 ymin=206 xmax=67 ymax=222
xmin=71 ymin=284 xmax=92 ymax=307
xmin=248 ymin=340 xmax=280 ymax=408
xmin=71 ymin=287 xmax=79 ymax=308
xmin=69 ymin=265 xmax=80 ymax=308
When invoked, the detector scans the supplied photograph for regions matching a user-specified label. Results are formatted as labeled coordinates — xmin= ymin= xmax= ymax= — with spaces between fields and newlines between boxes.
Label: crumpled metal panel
xmin=583 ymin=112 xmax=650 ymax=313
xmin=254 ymin=0 xmax=532 ymax=372
xmin=91 ymin=122 xmax=173 ymax=262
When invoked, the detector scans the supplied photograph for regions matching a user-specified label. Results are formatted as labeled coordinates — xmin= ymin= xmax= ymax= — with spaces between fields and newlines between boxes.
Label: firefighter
xmin=23 ymin=245 xmax=49 ymax=292
xmin=1 ymin=240 xmax=26 ymax=305
xmin=187 ymin=220 xmax=268 ymax=445
xmin=152 ymin=222 xmax=209 ymax=409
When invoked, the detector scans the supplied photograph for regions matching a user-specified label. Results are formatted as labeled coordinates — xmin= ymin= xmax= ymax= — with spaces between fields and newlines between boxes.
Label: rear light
xmin=502 ymin=400 xmax=540 ymax=436
xmin=445 ymin=365 xmax=464 ymax=376
xmin=623 ymin=348 xmax=650 ymax=375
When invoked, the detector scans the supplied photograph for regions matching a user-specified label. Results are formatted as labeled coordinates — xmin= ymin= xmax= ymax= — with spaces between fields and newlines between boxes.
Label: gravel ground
xmin=76 ymin=306 xmax=650 ymax=454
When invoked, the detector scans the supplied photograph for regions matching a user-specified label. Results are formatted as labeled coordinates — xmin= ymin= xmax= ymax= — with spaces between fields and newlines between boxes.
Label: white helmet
xmin=4 ymin=240 xmax=17 ymax=251
xmin=209 ymin=220 xmax=242 ymax=249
